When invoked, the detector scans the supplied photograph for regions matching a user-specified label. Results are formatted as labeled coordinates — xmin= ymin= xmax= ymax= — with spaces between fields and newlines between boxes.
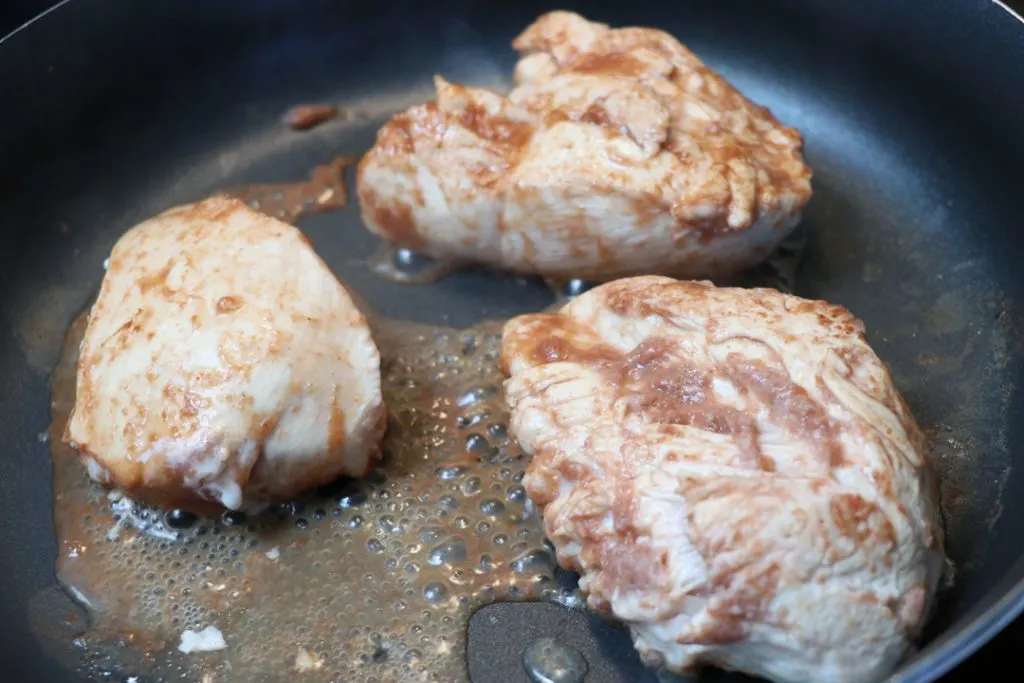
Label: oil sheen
xmin=50 ymin=311 xmax=575 ymax=683
xmin=44 ymin=166 xmax=803 ymax=683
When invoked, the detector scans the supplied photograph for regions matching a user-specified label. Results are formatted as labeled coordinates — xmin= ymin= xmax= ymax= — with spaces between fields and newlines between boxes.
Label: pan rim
xmin=0 ymin=0 xmax=72 ymax=43
xmin=1 ymin=0 xmax=1023 ymax=681
xmin=896 ymin=578 xmax=1024 ymax=682
xmin=871 ymin=1 xmax=1024 ymax=679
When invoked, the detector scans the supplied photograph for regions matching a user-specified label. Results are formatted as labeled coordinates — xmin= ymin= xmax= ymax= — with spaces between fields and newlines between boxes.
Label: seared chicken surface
xmin=358 ymin=11 xmax=812 ymax=281
xmin=501 ymin=276 xmax=942 ymax=683
xmin=65 ymin=197 xmax=386 ymax=512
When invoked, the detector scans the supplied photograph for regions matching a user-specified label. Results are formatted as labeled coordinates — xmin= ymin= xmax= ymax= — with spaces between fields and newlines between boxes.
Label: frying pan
xmin=1 ymin=0 xmax=1024 ymax=681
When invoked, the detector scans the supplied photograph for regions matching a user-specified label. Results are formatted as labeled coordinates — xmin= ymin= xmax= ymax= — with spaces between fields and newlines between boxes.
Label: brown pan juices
xmin=44 ymin=158 xmax=801 ymax=683
xmin=221 ymin=156 xmax=354 ymax=223
xmin=49 ymin=307 xmax=580 ymax=683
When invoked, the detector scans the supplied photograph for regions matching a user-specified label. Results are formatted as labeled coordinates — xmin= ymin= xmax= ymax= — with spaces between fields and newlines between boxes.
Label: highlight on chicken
xmin=64 ymin=196 xmax=386 ymax=512
xmin=357 ymin=11 xmax=812 ymax=281
xmin=501 ymin=275 xmax=943 ymax=683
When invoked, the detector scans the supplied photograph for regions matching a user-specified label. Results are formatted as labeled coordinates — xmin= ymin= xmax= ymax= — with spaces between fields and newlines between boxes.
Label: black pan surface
xmin=1 ymin=1 xmax=1024 ymax=681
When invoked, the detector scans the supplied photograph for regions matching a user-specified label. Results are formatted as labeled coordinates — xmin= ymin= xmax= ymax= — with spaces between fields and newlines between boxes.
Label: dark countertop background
xmin=1 ymin=0 xmax=1022 ymax=681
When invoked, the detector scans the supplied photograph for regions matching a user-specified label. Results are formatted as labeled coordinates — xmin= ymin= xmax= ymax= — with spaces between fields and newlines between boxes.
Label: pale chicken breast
xmin=501 ymin=276 xmax=943 ymax=683
xmin=64 ymin=196 xmax=386 ymax=512
xmin=357 ymin=11 xmax=812 ymax=281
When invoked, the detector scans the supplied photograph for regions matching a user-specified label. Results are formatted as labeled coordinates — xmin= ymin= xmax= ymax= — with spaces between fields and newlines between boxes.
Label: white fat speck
xmin=206 ymin=478 xmax=243 ymax=510
xmin=85 ymin=458 xmax=112 ymax=484
xmin=294 ymin=647 xmax=322 ymax=672
xmin=105 ymin=492 xmax=178 ymax=541
xmin=265 ymin=547 xmax=280 ymax=560
xmin=102 ymin=258 xmax=109 ymax=270
xmin=177 ymin=625 xmax=227 ymax=653
xmin=106 ymin=495 xmax=134 ymax=541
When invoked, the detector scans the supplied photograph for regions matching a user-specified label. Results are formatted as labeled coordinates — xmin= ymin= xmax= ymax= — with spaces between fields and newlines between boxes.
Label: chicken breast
xmin=357 ymin=11 xmax=812 ymax=281
xmin=501 ymin=276 xmax=943 ymax=683
xmin=64 ymin=197 xmax=386 ymax=512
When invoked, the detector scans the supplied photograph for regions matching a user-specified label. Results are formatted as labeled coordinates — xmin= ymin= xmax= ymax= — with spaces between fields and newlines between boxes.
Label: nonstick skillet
xmin=2 ymin=0 xmax=1024 ymax=681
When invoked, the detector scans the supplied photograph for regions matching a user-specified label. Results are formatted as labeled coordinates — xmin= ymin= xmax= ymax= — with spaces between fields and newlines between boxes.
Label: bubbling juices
xmin=44 ymin=157 xmax=805 ymax=682
xmin=49 ymin=312 xmax=577 ymax=683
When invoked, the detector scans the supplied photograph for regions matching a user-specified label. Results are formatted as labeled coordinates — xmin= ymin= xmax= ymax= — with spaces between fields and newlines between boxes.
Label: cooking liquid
xmin=45 ymin=161 xmax=803 ymax=682
xmin=522 ymin=637 xmax=589 ymax=683
xmin=368 ymin=243 xmax=466 ymax=286
xmin=50 ymin=311 xmax=574 ymax=683
xmin=221 ymin=156 xmax=354 ymax=223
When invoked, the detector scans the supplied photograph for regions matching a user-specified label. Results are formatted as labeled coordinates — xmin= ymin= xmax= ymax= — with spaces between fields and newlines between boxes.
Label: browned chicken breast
xmin=357 ymin=11 xmax=812 ymax=281
xmin=64 ymin=197 xmax=386 ymax=512
xmin=501 ymin=276 xmax=943 ymax=683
